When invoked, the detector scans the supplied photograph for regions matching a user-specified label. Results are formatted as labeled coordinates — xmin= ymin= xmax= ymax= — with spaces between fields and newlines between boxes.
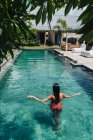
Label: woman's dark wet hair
xmin=53 ymin=83 xmax=60 ymax=103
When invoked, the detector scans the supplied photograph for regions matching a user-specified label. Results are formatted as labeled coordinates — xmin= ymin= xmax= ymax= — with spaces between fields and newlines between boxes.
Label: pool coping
xmin=54 ymin=49 xmax=93 ymax=72
xmin=0 ymin=49 xmax=93 ymax=80
xmin=0 ymin=49 xmax=57 ymax=80
xmin=0 ymin=50 xmax=22 ymax=80
xmin=21 ymin=48 xmax=59 ymax=51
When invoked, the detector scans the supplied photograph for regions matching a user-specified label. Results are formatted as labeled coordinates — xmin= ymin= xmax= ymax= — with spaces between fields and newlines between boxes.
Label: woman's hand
xmin=27 ymin=95 xmax=51 ymax=102
xmin=63 ymin=92 xmax=81 ymax=98
xmin=27 ymin=95 xmax=33 ymax=98
xmin=73 ymin=93 xmax=81 ymax=97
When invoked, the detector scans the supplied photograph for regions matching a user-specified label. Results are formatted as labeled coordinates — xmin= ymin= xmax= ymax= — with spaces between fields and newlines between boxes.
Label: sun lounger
xmin=72 ymin=42 xmax=86 ymax=53
xmin=81 ymin=46 xmax=93 ymax=57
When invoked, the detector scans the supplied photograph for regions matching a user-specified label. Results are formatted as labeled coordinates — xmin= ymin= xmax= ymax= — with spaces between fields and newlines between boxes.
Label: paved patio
xmin=55 ymin=49 xmax=93 ymax=71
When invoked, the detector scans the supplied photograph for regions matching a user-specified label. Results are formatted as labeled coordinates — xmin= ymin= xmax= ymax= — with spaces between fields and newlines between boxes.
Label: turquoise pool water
xmin=0 ymin=50 xmax=93 ymax=140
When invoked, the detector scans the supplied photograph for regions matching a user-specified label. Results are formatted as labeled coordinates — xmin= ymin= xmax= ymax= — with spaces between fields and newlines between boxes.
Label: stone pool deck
xmin=54 ymin=49 xmax=93 ymax=71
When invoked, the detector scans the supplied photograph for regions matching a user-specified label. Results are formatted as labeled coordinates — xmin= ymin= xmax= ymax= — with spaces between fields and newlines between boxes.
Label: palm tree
xmin=54 ymin=18 xmax=67 ymax=50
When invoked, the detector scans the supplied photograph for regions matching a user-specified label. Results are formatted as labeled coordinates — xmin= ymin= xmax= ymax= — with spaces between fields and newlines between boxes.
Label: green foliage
xmin=36 ymin=7 xmax=42 ymax=25
xmin=77 ymin=5 xmax=93 ymax=43
xmin=1 ymin=0 xmax=93 ymax=61
xmin=19 ymin=29 xmax=40 ymax=46
xmin=42 ymin=7 xmax=47 ymax=24
xmin=30 ymin=0 xmax=65 ymax=24
xmin=0 ymin=0 xmax=33 ymax=61
xmin=64 ymin=0 xmax=93 ymax=43
xmin=30 ymin=0 xmax=93 ymax=44
xmin=53 ymin=18 xmax=67 ymax=33
xmin=57 ymin=19 xmax=67 ymax=30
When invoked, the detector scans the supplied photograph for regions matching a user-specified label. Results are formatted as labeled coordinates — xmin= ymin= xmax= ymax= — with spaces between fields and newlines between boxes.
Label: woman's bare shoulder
xmin=60 ymin=93 xmax=65 ymax=97
xmin=50 ymin=94 xmax=55 ymax=99
xmin=60 ymin=92 xmax=65 ymax=95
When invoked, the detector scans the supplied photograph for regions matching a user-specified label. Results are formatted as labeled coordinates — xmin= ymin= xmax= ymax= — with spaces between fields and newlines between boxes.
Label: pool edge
xmin=0 ymin=50 xmax=22 ymax=80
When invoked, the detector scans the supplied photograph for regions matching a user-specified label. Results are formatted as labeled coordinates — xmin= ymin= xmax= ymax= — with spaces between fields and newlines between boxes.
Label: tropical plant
xmin=20 ymin=28 xmax=40 ymax=46
xmin=1 ymin=0 xmax=93 ymax=60
xmin=0 ymin=0 xmax=33 ymax=61
xmin=30 ymin=0 xmax=93 ymax=44
xmin=30 ymin=0 xmax=68 ymax=25
xmin=64 ymin=0 xmax=93 ymax=43
xmin=53 ymin=18 xmax=67 ymax=48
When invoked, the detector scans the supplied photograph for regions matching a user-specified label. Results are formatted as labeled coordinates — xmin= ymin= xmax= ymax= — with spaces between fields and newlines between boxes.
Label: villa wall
xmin=38 ymin=30 xmax=81 ymax=46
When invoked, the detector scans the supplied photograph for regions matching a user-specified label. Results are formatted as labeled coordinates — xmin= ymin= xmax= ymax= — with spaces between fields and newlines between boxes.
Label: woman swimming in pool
xmin=27 ymin=83 xmax=80 ymax=128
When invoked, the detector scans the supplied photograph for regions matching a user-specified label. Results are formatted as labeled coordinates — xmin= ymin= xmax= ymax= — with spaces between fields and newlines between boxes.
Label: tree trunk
xmin=49 ymin=21 xmax=51 ymax=30
xmin=60 ymin=32 xmax=63 ymax=49
xmin=65 ymin=32 xmax=68 ymax=51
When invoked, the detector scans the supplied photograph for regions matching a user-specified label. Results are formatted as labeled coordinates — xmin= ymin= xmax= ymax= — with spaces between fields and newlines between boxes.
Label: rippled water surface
xmin=0 ymin=50 xmax=93 ymax=140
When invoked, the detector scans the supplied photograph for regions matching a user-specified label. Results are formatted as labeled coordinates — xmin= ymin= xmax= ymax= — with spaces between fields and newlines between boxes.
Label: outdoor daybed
xmin=72 ymin=42 xmax=86 ymax=53
xmin=62 ymin=44 xmax=80 ymax=51
xmin=81 ymin=47 xmax=93 ymax=57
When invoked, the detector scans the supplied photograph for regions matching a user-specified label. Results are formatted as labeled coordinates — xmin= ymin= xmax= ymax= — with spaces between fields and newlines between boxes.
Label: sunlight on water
xmin=0 ymin=50 xmax=93 ymax=140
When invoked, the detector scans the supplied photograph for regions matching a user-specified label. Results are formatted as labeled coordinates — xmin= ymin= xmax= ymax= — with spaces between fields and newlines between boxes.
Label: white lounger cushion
xmin=81 ymin=47 xmax=93 ymax=57
xmin=72 ymin=43 xmax=86 ymax=53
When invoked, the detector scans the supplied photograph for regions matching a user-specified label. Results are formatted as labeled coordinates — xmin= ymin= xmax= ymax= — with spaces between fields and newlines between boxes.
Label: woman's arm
xmin=27 ymin=95 xmax=51 ymax=102
xmin=63 ymin=93 xmax=81 ymax=98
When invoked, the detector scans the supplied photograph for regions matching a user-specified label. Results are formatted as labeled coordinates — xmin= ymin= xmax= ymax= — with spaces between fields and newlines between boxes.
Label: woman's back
xmin=51 ymin=93 xmax=64 ymax=103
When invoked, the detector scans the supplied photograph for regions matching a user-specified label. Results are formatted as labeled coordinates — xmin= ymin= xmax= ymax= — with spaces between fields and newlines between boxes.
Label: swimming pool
xmin=0 ymin=50 xmax=93 ymax=140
